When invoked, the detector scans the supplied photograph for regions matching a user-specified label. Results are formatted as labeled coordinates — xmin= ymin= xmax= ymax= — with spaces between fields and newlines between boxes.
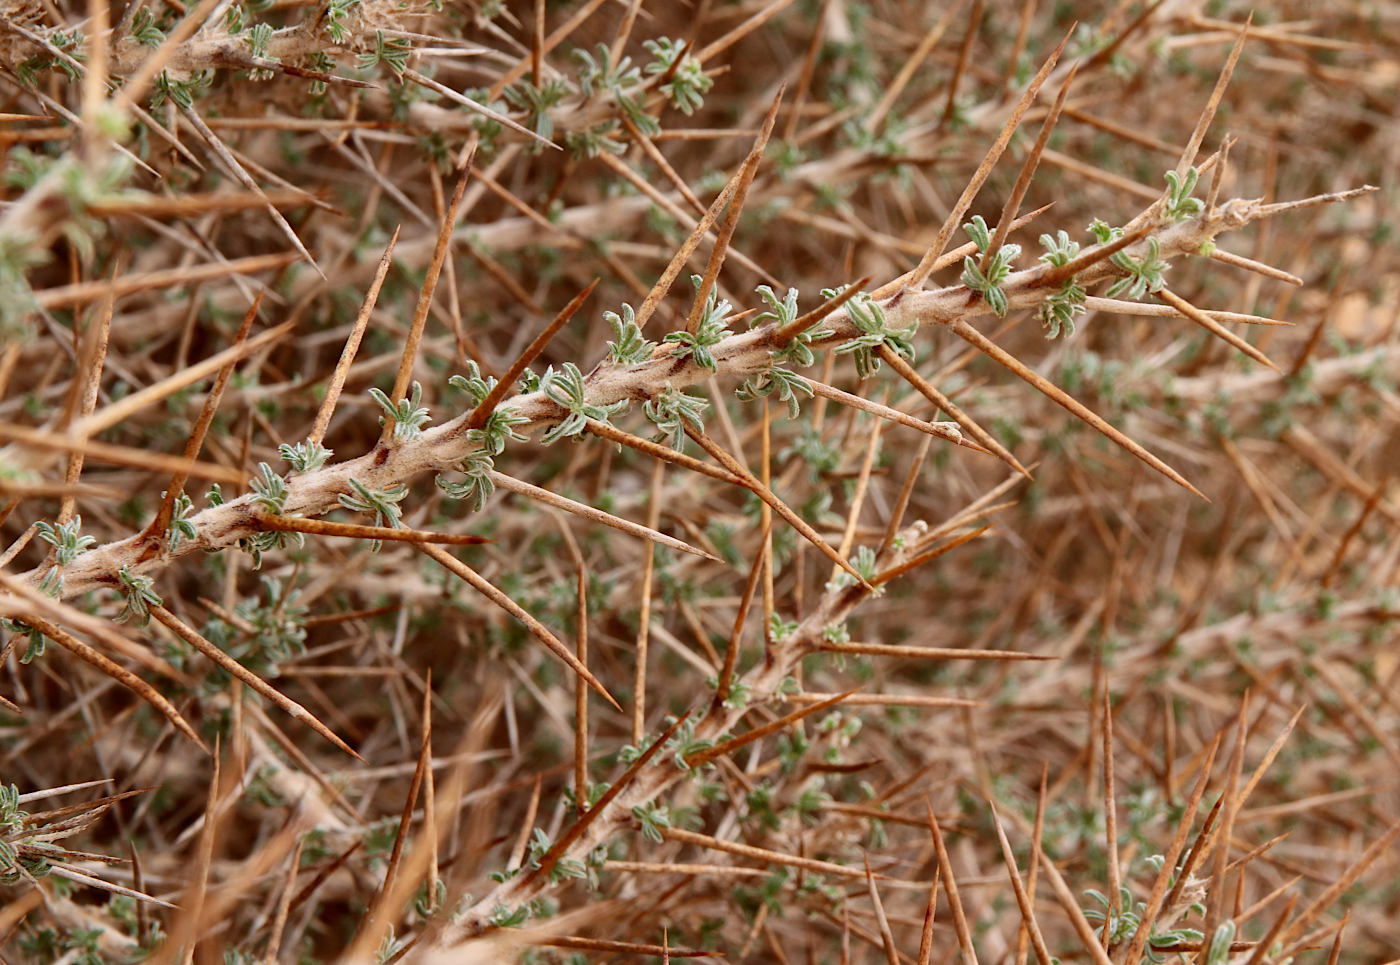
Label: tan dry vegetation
xmin=2 ymin=1 xmax=1400 ymax=963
